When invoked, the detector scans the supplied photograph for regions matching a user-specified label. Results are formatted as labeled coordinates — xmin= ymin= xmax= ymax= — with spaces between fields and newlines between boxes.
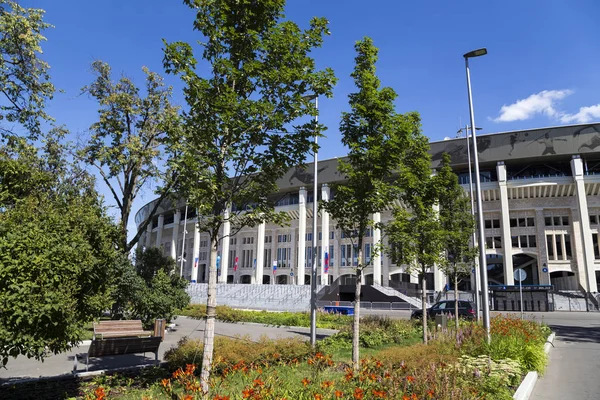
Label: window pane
xmin=527 ymin=217 xmax=535 ymax=227
xmin=511 ymin=236 xmax=519 ymax=247
xmin=493 ymin=219 xmax=500 ymax=229
xmin=510 ymin=218 xmax=517 ymax=228
xmin=555 ymin=235 xmax=563 ymax=259
xmin=494 ymin=237 xmax=502 ymax=249
xmin=528 ymin=235 xmax=536 ymax=247
xmin=485 ymin=237 xmax=493 ymax=249
xmin=520 ymin=235 xmax=527 ymax=248
xmin=545 ymin=217 xmax=552 ymax=226
xmin=553 ymin=216 xmax=561 ymax=226
xmin=485 ymin=220 xmax=492 ymax=229
xmin=564 ymin=234 xmax=572 ymax=260
xmin=593 ymin=233 xmax=599 ymax=259
xmin=562 ymin=216 xmax=569 ymax=226
xmin=590 ymin=215 xmax=598 ymax=225
xmin=518 ymin=218 xmax=526 ymax=227
xmin=546 ymin=235 xmax=554 ymax=260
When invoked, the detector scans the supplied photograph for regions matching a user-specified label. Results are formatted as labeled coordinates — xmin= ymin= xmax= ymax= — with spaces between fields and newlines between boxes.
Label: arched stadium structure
xmin=135 ymin=123 xmax=600 ymax=295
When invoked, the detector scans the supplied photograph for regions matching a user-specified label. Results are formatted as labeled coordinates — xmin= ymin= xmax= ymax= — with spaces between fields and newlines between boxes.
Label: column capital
xmin=571 ymin=155 xmax=584 ymax=178
xmin=496 ymin=162 xmax=507 ymax=183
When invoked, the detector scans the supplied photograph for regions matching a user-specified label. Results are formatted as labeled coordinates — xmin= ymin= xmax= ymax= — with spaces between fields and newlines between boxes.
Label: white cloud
xmin=443 ymin=136 xmax=452 ymax=140
xmin=560 ymin=104 xmax=600 ymax=124
xmin=493 ymin=90 xmax=573 ymax=122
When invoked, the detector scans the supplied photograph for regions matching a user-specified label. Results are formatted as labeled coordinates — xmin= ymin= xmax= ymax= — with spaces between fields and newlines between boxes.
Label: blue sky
xmin=26 ymin=0 xmax=600 ymax=231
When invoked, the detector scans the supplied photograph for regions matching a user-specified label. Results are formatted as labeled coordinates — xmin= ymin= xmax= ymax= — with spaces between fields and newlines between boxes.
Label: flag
xmin=273 ymin=261 xmax=277 ymax=274
xmin=324 ymin=251 xmax=329 ymax=274
xmin=253 ymin=258 xmax=257 ymax=269
xmin=234 ymin=256 xmax=239 ymax=272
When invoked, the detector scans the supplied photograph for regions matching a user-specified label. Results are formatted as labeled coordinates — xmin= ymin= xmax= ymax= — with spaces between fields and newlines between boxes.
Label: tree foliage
xmin=322 ymin=37 xmax=424 ymax=370
xmin=79 ymin=61 xmax=180 ymax=252
xmin=0 ymin=135 xmax=121 ymax=366
xmin=436 ymin=153 xmax=476 ymax=329
xmin=111 ymin=248 xmax=190 ymax=327
xmin=163 ymin=0 xmax=336 ymax=393
xmin=385 ymin=135 xmax=443 ymax=344
xmin=0 ymin=0 xmax=54 ymax=138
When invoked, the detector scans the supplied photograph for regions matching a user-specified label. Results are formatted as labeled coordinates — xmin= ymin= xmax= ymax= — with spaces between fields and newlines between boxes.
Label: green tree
xmin=111 ymin=248 xmax=189 ymax=326
xmin=436 ymin=153 xmax=476 ymax=331
xmin=0 ymin=135 xmax=121 ymax=366
xmin=79 ymin=61 xmax=181 ymax=252
xmin=322 ymin=37 xmax=423 ymax=370
xmin=0 ymin=0 xmax=54 ymax=138
xmin=385 ymin=135 xmax=443 ymax=344
xmin=163 ymin=0 xmax=335 ymax=392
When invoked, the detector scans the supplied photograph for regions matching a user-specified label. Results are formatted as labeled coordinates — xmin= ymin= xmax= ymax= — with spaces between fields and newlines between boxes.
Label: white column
xmin=219 ymin=206 xmax=231 ymax=283
xmin=432 ymin=202 xmax=445 ymax=292
xmin=191 ymin=221 xmax=200 ymax=283
xmin=372 ymin=212 xmax=382 ymax=285
xmin=497 ymin=162 xmax=514 ymax=285
xmin=297 ymin=187 xmax=307 ymax=285
xmin=171 ymin=211 xmax=181 ymax=260
xmin=571 ymin=156 xmax=597 ymax=292
xmin=155 ymin=214 xmax=164 ymax=248
xmin=534 ymin=209 xmax=551 ymax=285
xmin=145 ymin=223 xmax=152 ymax=249
xmin=321 ymin=184 xmax=330 ymax=285
xmin=254 ymin=222 xmax=265 ymax=285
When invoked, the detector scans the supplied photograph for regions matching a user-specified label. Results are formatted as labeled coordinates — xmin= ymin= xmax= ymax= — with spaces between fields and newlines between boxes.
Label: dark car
xmin=410 ymin=300 xmax=475 ymax=320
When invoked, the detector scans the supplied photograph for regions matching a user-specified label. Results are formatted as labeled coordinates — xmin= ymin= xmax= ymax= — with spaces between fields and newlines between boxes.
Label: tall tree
xmin=163 ymin=0 xmax=335 ymax=393
xmin=385 ymin=135 xmax=443 ymax=344
xmin=0 ymin=0 xmax=54 ymax=138
xmin=0 ymin=134 xmax=121 ymax=366
xmin=79 ymin=61 xmax=180 ymax=252
xmin=436 ymin=153 xmax=476 ymax=331
xmin=322 ymin=37 xmax=423 ymax=370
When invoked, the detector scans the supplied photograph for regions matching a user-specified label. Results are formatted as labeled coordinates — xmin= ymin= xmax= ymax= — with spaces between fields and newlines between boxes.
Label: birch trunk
xmin=352 ymin=246 xmax=363 ymax=371
xmin=454 ymin=272 xmax=459 ymax=333
xmin=200 ymin=237 xmax=218 ymax=395
xmin=422 ymin=272 xmax=428 ymax=344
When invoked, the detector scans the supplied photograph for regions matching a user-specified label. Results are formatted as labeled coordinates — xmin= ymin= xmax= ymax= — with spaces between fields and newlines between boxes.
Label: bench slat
xmin=88 ymin=336 xmax=162 ymax=358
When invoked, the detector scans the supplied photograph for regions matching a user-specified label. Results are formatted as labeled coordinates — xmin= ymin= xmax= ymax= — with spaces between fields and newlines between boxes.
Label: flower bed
xmin=70 ymin=314 xmax=549 ymax=399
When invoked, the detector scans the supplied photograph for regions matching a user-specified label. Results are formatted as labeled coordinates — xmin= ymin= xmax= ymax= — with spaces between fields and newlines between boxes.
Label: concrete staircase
xmin=371 ymin=283 xmax=429 ymax=309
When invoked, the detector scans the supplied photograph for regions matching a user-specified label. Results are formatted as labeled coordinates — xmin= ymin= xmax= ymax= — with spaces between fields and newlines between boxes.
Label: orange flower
xmin=354 ymin=387 xmax=365 ymax=399
xmin=335 ymin=390 xmax=344 ymax=398
xmin=372 ymin=389 xmax=387 ymax=398
xmin=314 ymin=394 xmax=323 ymax=400
xmin=406 ymin=375 xmax=415 ymax=383
xmin=94 ymin=387 xmax=106 ymax=400
xmin=345 ymin=372 xmax=354 ymax=381
xmin=185 ymin=364 xmax=196 ymax=375
xmin=253 ymin=379 xmax=265 ymax=387
xmin=242 ymin=388 xmax=254 ymax=398
xmin=321 ymin=380 xmax=334 ymax=389
xmin=302 ymin=377 xmax=311 ymax=387
xmin=183 ymin=396 xmax=193 ymax=400
xmin=213 ymin=396 xmax=230 ymax=400
xmin=428 ymin=389 xmax=435 ymax=398
xmin=411 ymin=394 xmax=418 ymax=400
xmin=161 ymin=378 xmax=171 ymax=388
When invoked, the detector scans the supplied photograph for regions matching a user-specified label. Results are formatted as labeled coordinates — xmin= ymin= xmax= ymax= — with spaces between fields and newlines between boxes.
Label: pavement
xmin=0 ymin=316 xmax=337 ymax=383
xmin=530 ymin=312 xmax=600 ymax=400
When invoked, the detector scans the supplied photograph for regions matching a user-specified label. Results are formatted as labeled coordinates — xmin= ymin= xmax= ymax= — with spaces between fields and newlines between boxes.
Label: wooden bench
xmin=75 ymin=336 xmax=162 ymax=372
xmin=73 ymin=320 xmax=160 ymax=372
xmin=93 ymin=320 xmax=153 ymax=339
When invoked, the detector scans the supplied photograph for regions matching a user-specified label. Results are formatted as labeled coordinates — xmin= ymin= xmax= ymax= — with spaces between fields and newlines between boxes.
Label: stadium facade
xmin=135 ymin=123 xmax=600 ymax=294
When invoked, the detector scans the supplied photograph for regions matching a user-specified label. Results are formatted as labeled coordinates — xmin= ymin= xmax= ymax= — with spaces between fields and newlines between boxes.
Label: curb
xmin=512 ymin=332 xmax=555 ymax=400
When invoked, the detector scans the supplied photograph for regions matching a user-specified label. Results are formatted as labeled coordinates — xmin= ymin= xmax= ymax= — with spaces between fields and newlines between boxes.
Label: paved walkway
xmin=531 ymin=312 xmax=600 ymax=400
xmin=0 ymin=317 xmax=336 ymax=382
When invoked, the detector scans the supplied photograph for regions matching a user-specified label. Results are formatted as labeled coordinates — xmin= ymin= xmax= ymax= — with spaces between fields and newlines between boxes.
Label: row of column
xmin=495 ymin=157 xmax=597 ymax=291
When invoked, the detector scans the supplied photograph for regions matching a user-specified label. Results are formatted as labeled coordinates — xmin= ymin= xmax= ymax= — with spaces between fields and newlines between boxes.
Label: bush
xmin=164 ymin=336 xmax=313 ymax=372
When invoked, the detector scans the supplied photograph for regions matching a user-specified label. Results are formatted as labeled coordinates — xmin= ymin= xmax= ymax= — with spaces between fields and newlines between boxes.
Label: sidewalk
xmin=0 ymin=316 xmax=337 ymax=382
xmin=531 ymin=313 xmax=600 ymax=400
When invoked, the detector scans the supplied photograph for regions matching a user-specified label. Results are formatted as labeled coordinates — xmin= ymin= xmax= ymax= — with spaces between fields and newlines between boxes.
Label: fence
xmin=316 ymin=300 xmax=417 ymax=311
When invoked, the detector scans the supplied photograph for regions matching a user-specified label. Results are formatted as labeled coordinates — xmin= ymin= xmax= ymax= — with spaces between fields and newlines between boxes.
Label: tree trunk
xmin=200 ymin=236 xmax=218 ymax=395
xmin=454 ymin=272 xmax=459 ymax=334
xmin=422 ymin=272 xmax=428 ymax=344
xmin=352 ymin=246 xmax=363 ymax=372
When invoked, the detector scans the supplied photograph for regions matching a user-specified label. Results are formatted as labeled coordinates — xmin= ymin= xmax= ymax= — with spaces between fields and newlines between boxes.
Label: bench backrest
xmin=88 ymin=336 xmax=162 ymax=358
xmin=94 ymin=320 xmax=144 ymax=334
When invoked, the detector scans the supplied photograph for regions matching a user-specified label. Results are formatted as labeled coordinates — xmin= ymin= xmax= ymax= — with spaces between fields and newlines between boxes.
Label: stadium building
xmin=135 ymin=123 xmax=600 ymax=296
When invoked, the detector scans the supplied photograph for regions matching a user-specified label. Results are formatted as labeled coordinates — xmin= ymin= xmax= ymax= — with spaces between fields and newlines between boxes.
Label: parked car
xmin=410 ymin=300 xmax=476 ymax=320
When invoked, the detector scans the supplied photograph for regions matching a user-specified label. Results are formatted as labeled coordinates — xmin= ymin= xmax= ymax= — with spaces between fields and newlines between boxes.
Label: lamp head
xmin=464 ymin=48 xmax=487 ymax=58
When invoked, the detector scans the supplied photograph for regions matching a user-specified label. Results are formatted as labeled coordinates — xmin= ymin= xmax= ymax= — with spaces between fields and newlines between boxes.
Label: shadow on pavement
xmin=287 ymin=330 xmax=333 ymax=341
xmin=550 ymin=324 xmax=600 ymax=344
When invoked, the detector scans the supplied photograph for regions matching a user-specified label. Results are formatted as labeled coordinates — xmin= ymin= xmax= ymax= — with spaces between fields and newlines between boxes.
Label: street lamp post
xmin=305 ymin=95 xmax=319 ymax=347
xmin=463 ymin=47 xmax=490 ymax=341
xmin=457 ymin=125 xmax=482 ymax=322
